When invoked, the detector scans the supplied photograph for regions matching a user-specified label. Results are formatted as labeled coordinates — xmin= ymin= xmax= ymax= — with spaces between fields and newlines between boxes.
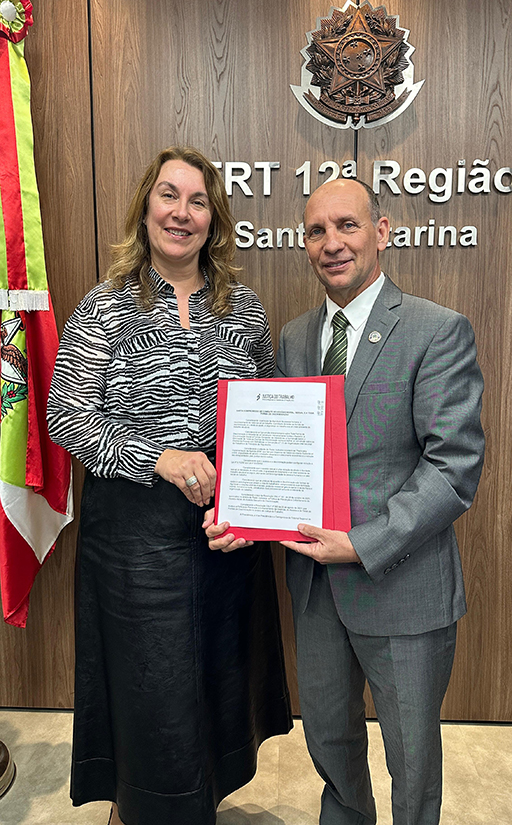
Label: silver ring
xmin=185 ymin=475 xmax=198 ymax=488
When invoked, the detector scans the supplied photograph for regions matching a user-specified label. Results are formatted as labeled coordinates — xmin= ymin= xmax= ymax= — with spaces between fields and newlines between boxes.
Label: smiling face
xmin=304 ymin=179 xmax=389 ymax=307
xmin=145 ymin=159 xmax=213 ymax=279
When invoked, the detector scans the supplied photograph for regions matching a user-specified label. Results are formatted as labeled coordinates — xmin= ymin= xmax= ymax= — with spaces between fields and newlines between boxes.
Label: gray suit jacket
xmin=276 ymin=276 xmax=485 ymax=636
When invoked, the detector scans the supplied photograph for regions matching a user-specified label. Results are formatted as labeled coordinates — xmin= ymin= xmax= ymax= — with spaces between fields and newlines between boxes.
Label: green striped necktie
xmin=322 ymin=309 xmax=349 ymax=375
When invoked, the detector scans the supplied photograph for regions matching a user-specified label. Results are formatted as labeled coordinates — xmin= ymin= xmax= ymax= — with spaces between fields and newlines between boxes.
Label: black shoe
xmin=0 ymin=741 xmax=16 ymax=799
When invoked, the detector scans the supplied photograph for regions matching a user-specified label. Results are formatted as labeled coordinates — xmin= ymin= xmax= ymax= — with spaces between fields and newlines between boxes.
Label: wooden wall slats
xmin=0 ymin=0 xmax=95 ymax=707
xmin=87 ymin=0 xmax=512 ymax=722
xmin=28 ymin=3 xmax=98 ymax=332
xmin=357 ymin=0 xmax=512 ymax=721
xmin=1 ymin=0 xmax=510 ymax=721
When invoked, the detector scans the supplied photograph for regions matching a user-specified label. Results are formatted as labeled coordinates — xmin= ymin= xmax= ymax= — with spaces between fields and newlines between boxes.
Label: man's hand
xmin=155 ymin=449 xmax=216 ymax=507
xmin=202 ymin=509 xmax=254 ymax=552
xmin=280 ymin=524 xmax=361 ymax=565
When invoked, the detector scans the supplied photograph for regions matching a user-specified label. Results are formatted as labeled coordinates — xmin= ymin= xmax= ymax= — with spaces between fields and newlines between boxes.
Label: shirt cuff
xmin=116 ymin=439 xmax=164 ymax=486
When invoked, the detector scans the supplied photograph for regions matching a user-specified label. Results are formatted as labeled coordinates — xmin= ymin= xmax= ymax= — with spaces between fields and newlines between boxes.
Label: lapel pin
xmin=368 ymin=331 xmax=382 ymax=343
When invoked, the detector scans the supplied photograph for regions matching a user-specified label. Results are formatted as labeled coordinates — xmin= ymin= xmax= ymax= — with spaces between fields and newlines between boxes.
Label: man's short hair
xmin=353 ymin=179 xmax=381 ymax=225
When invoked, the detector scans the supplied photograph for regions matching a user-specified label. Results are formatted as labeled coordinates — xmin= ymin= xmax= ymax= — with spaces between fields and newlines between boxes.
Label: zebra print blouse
xmin=47 ymin=267 xmax=275 ymax=486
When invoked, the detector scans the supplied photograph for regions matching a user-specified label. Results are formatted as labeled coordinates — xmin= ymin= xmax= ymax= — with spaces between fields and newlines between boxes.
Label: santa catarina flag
xmin=0 ymin=2 xmax=73 ymax=627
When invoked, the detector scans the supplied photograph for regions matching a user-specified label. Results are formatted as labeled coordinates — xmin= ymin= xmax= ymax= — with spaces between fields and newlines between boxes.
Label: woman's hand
xmin=202 ymin=509 xmax=254 ymax=552
xmin=155 ymin=449 xmax=216 ymax=506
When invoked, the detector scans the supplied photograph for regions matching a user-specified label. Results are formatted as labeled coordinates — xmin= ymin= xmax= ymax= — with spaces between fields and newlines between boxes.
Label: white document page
xmin=217 ymin=381 xmax=326 ymax=530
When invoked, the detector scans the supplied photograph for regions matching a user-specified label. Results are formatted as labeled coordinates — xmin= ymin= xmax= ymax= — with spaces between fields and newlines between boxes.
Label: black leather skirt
xmin=71 ymin=474 xmax=292 ymax=825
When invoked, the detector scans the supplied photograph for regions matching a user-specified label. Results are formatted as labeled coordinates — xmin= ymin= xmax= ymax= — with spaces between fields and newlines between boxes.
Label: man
xmin=206 ymin=179 xmax=484 ymax=825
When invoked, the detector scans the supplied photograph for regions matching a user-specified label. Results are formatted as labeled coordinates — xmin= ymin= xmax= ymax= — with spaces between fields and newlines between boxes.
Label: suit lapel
xmin=305 ymin=303 xmax=325 ymax=376
xmin=344 ymin=277 xmax=402 ymax=424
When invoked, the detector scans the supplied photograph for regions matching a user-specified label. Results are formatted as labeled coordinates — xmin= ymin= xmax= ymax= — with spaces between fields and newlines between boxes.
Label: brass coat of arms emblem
xmin=291 ymin=1 xmax=424 ymax=129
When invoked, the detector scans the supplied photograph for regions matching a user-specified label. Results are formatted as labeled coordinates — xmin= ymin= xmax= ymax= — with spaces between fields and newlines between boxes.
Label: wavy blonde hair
xmin=106 ymin=146 xmax=238 ymax=316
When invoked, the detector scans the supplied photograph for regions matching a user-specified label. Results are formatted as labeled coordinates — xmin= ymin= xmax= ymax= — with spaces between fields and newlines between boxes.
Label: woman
xmin=47 ymin=146 xmax=292 ymax=825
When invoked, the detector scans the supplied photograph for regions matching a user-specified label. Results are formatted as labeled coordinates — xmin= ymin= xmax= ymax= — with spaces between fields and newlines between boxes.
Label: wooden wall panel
xmin=0 ymin=0 xmax=96 ymax=707
xmin=356 ymin=0 xmax=512 ymax=722
xmin=1 ymin=0 xmax=510 ymax=721
xmin=88 ymin=0 xmax=511 ymax=721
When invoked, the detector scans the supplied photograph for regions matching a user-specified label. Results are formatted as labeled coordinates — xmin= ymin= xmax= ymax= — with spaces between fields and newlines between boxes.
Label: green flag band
xmin=0 ymin=37 xmax=49 ymax=310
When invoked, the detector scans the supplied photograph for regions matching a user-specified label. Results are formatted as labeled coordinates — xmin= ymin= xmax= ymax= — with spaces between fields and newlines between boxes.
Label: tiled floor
xmin=0 ymin=710 xmax=510 ymax=824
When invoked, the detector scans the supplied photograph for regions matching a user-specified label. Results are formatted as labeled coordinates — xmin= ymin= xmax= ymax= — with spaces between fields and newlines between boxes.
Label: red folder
xmin=214 ymin=376 xmax=351 ymax=542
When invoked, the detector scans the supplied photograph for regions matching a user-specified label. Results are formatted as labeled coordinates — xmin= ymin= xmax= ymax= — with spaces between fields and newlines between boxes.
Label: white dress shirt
xmin=321 ymin=272 xmax=385 ymax=373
